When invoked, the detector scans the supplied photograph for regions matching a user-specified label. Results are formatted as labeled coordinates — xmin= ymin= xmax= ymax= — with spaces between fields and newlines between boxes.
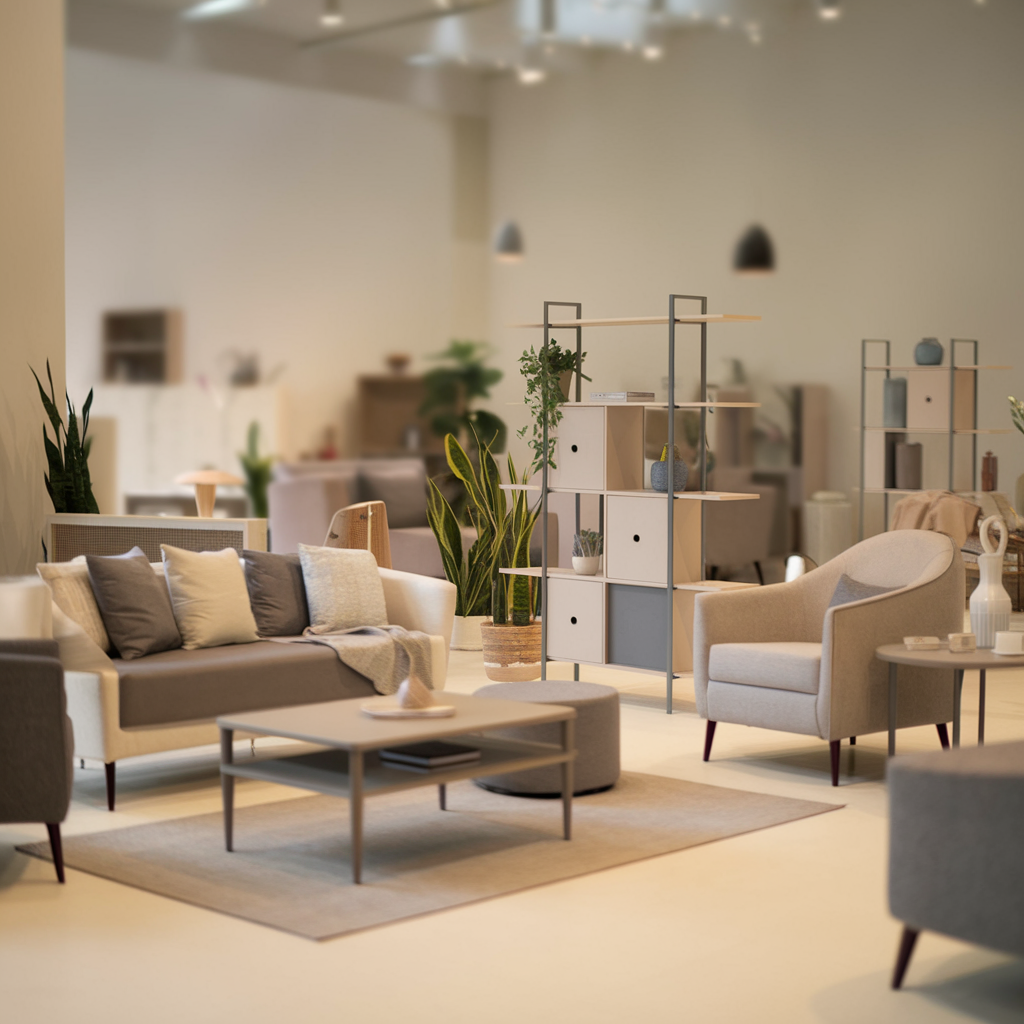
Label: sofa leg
xmin=849 ymin=736 xmax=856 ymax=746
xmin=892 ymin=926 xmax=919 ymax=989
xmin=703 ymin=721 xmax=717 ymax=762
xmin=753 ymin=560 xmax=765 ymax=586
xmin=45 ymin=823 xmax=65 ymax=884
xmin=104 ymin=762 xmax=116 ymax=812
xmin=936 ymin=723 xmax=950 ymax=750
xmin=829 ymin=740 xmax=841 ymax=786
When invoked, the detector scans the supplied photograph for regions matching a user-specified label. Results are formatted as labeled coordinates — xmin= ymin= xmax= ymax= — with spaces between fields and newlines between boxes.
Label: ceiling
xmin=108 ymin=0 xmax=790 ymax=75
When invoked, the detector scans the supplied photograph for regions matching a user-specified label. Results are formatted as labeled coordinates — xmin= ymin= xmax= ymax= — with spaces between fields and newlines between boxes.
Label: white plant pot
xmin=450 ymin=614 xmax=488 ymax=651
xmin=572 ymin=555 xmax=600 ymax=576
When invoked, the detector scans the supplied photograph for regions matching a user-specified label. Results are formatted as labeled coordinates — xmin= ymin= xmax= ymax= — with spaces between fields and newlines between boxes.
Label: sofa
xmin=47 ymin=558 xmax=456 ymax=811
xmin=269 ymin=458 xmax=557 ymax=577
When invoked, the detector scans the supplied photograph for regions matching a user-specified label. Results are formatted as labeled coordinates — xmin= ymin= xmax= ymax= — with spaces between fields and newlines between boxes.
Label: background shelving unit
xmin=858 ymin=339 xmax=1012 ymax=540
xmin=506 ymin=297 xmax=760 ymax=713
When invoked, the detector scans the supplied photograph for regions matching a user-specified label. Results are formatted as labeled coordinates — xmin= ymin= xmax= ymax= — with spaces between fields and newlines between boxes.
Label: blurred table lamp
xmin=0 ymin=576 xmax=53 ymax=639
xmin=175 ymin=470 xmax=244 ymax=518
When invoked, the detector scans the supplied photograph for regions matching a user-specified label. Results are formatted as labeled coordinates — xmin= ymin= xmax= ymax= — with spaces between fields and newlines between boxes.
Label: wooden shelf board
xmin=863 ymin=488 xmax=929 ymax=494
xmin=498 ymin=566 xmax=754 ymax=591
xmin=503 ymin=401 xmax=760 ymax=409
xmin=861 ymin=427 xmax=1012 ymax=435
xmin=863 ymin=365 xmax=1011 ymax=371
xmin=547 ymin=487 xmax=759 ymax=501
xmin=498 ymin=484 xmax=541 ymax=491
xmin=514 ymin=314 xmax=760 ymax=328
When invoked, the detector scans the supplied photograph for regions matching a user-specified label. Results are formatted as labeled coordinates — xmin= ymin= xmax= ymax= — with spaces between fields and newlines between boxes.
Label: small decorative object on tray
xmin=589 ymin=391 xmax=655 ymax=402
xmin=993 ymin=630 xmax=1024 ymax=656
xmin=361 ymin=675 xmax=455 ymax=718
xmin=904 ymin=636 xmax=942 ymax=651
xmin=948 ymin=633 xmax=977 ymax=653
xmin=379 ymin=741 xmax=481 ymax=771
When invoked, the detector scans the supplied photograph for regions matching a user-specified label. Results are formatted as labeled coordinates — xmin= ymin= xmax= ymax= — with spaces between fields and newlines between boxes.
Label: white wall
xmin=0 ymin=1 xmax=65 ymax=574
xmin=486 ymin=0 xmax=1024 ymax=532
xmin=65 ymin=49 xmax=483 ymax=464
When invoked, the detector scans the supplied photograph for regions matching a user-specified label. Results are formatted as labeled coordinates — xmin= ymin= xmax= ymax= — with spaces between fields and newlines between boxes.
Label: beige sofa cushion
xmin=161 ymin=545 xmax=259 ymax=650
xmin=36 ymin=557 xmax=110 ymax=652
xmin=709 ymin=642 xmax=823 ymax=695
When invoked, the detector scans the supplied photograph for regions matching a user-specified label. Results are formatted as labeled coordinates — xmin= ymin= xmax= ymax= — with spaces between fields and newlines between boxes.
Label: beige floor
xmin=3 ymin=643 xmax=1024 ymax=1024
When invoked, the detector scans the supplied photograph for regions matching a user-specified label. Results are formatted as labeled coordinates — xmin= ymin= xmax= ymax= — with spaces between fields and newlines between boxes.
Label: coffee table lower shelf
xmin=220 ymin=735 xmax=575 ymax=884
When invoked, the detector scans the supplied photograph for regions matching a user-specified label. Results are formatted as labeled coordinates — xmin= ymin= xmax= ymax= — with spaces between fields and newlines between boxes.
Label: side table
xmin=875 ymin=644 xmax=1024 ymax=756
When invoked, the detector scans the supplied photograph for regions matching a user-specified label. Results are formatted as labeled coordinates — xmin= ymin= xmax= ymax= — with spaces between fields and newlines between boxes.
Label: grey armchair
xmin=0 ymin=639 xmax=74 ymax=882
xmin=693 ymin=530 xmax=964 ymax=785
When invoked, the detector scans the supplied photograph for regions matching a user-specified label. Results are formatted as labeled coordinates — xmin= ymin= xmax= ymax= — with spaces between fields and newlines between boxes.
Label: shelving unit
xmin=858 ymin=339 xmax=1012 ymax=539
xmin=102 ymin=309 xmax=182 ymax=383
xmin=508 ymin=296 xmax=761 ymax=713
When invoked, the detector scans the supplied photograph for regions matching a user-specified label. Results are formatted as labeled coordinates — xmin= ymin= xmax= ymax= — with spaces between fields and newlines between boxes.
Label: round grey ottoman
xmin=472 ymin=680 xmax=620 ymax=797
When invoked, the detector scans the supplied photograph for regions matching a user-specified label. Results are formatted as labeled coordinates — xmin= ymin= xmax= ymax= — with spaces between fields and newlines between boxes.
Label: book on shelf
xmin=589 ymin=391 xmax=656 ymax=402
xmin=379 ymin=741 xmax=482 ymax=771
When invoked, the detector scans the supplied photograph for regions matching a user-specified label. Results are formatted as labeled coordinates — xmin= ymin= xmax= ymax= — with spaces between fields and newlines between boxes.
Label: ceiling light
xmin=494 ymin=221 xmax=524 ymax=262
xmin=733 ymin=225 xmax=775 ymax=274
xmin=181 ymin=0 xmax=264 ymax=21
xmin=517 ymin=66 xmax=547 ymax=85
xmin=642 ymin=44 xmax=663 ymax=60
xmin=320 ymin=0 xmax=343 ymax=29
xmin=817 ymin=1 xmax=841 ymax=20
xmin=718 ymin=14 xmax=731 ymax=27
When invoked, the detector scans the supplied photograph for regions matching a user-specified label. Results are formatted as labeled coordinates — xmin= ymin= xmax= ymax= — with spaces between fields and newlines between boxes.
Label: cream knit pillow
xmin=298 ymin=544 xmax=387 ymax=634
xmin=160 ymin=545 xmax=259 ymax=650
xmin=36 ymin=557 xmax=110 ymax=652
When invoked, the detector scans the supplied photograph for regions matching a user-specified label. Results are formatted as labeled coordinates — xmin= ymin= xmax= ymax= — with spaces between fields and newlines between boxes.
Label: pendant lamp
xmin=733 ymin=224 xmax=775 ymax=274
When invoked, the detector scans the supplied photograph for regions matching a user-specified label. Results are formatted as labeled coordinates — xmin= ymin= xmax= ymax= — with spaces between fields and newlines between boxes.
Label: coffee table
xmin=217 ymin=693 xmax=577 ymax=883
xmin=875 ymin=644 xmax=1024 ymax=756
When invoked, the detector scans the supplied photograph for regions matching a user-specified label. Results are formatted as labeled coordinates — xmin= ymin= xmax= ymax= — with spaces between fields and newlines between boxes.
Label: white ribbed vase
xmin=970 ymin=552 xmax=1011 ymax=649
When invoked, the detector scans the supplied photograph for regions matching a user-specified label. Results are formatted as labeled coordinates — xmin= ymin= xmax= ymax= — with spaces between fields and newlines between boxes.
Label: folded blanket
xmin=280 ymin=625 xmax=434 ymax=696
xmin=890 ymin=490 xmax=980 ymax=548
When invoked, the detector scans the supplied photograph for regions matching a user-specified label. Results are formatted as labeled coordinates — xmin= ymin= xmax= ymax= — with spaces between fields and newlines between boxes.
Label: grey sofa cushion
xmin=242 ymin=550 xmax=309 ymax=637
xmin=358 ymin=461 xmax=428 ymax=528
xmin=115 ymin=641 xmax=375 ymax=728
xmin=87 ymin=547 xmax=182 ymax=661
xmin=828 ymin=573 xmax=898 ymax=608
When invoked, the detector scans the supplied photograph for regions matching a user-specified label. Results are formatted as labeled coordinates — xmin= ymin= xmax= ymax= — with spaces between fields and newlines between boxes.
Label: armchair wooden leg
xmin=703 ymin=721 xmax=717 ymax=762
xmin=104 ymin=762 xmax=116 ymax=812
xmin=45 ymin=823 xmax=65 ymax=884
xmin=849 ymin=736 xmax=856 ymax=746
xmin=892 ymin=926 xmax=919 ymax=989
xmin=936 ymin=723 xmax=950 ymax=750
xmin=753 ymin=560 xmax=765 ymax=586
xmin=829 ymin=740 xmax=841 ymax=786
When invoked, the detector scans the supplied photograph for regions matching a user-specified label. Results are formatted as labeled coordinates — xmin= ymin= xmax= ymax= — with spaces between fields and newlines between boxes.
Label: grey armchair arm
xmin=0 ymin=639 xmax=74 ymax=882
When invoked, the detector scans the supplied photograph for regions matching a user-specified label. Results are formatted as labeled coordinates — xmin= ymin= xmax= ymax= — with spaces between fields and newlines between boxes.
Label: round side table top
xmin=875 ymin=643 xmax=1024 ymax=670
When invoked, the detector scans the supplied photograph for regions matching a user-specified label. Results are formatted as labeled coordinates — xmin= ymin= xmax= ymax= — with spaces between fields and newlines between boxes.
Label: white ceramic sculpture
xmin=396 ymin=675 xmax=434 ymax=709
xmin=969 ymin=515 xmax=1012 ymax=649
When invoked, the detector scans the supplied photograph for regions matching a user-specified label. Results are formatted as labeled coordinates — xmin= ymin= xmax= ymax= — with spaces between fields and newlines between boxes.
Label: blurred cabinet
xmin=357 ymin=376 xmax=443 ymax=457
xmin=102 ymin=309 xmax=182 ymax=384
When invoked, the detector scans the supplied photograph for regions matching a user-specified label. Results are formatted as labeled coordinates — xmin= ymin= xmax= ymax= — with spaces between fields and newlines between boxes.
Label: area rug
xmin=19 ymin=773 xmax=840 ymax=941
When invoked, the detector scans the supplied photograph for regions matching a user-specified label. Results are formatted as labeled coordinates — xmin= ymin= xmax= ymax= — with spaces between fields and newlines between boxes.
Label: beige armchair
xmin=693 ymin=530 xmax=964 ymax=785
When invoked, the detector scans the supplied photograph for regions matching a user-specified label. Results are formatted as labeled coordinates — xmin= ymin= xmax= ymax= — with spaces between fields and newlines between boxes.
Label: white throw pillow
xmin=160 ymin=544 xmax=259 ymax=650
xmin=298 ymin=544 xmax=387 ymax=634
xmin=36 ymin=557 xmax=110 ymax=652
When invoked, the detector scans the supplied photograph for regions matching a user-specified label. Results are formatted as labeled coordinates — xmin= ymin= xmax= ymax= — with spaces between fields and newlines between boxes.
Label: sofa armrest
xmin=378 ymin=567 xmax=456 ymax=657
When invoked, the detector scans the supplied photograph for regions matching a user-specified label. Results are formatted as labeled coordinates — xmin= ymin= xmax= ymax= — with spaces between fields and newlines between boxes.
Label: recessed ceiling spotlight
xmin=435 ymin=0 xmax=452 ymax=8
xmin=517 ymin=66 xmax=547 ymax=85
xmin=718 ymin=14 xmax=731 ymax=27
xmin=817 ymin=1 xmax=841 ymax=20
xmin=642 ymin=44 xmax=664 ymax=60
xmin=181 ymin=0 xmax=264 ymax=20
xmin=623 ymin=40 xmax=635 ymax=51
xmin=320 ymin=0 xmax=343 ymax=28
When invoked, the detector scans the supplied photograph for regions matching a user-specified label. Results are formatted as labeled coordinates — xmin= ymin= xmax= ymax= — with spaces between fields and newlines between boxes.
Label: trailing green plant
xmin=420 ymin=339 xmax=506 ymax=453
xmin=426 ymin=429 xmax=539 ymax=625
xmin=238 ymin=421 xmax=273 ymax=519
xmin=572 ymin=530 xmax=603 ymax=558
xmin=31 ymin=361 xmax=99 ymax=514
xmin=517 ymin=340 xmax=590 ymax=474
xmin=1010 ymin=396 xmax=1024 ymax=438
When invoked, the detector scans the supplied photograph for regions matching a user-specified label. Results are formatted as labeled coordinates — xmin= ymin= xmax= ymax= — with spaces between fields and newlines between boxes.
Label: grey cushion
xmin=828 ymin=572 xmax=899 ymax=608
xmin=472 ymin=680 xmax=620 ymax=796
xmin=358 ymin=461 xmax=428 ymax=529
xmin=243 ymin=550 xmax=309 ymax=637
xmin=709 ymin=642 xmax=822 ymax=695
xmin=889 ymin=741 xmax=1024 ymax=957
xmin=115 ymin=641 xmax=376 ymax=728
xmin=86 ymin=547 xmax=182 ymax=661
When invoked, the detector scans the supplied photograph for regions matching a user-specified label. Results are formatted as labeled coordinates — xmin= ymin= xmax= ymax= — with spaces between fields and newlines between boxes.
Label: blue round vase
xmin=651 ymin=460 xmax=688 ymax=492
xmin=914 ymin=338 xmax=943 ymax=365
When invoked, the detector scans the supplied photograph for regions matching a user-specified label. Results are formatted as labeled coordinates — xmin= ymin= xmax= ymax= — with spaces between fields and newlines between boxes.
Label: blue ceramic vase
xmin=914 ymin=338 xmax=943 ymax=365
xmin=651 ymin=460 xmax=688 ymax=492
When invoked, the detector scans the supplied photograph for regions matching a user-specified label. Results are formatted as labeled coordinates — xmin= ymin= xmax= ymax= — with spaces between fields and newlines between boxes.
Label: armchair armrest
xmin=378 ymin=567 xmax=456 ymax=652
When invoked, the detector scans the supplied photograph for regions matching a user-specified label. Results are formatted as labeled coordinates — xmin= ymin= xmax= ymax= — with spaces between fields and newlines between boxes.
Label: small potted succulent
xmin=650 ymin=443 xmax=688 ymax=493
xmin=572 ymin=530 xmax=603 ymax=575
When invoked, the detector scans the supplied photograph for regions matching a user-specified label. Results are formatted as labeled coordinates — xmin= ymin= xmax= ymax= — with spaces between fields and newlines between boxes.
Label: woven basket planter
xmin=480 ymin=621 xmax=542 ymax=682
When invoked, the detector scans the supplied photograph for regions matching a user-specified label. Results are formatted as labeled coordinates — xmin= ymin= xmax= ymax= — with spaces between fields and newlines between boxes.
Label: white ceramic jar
xmin=970 ymin=516 xmax=1012 ymax=648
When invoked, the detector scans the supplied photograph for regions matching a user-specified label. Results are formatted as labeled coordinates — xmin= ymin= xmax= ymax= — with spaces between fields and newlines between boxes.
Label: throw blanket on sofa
xmin=279 ymin=626 xmax=434 ymax=696
xmin=891 ymin=490 xmax=980 ymax=549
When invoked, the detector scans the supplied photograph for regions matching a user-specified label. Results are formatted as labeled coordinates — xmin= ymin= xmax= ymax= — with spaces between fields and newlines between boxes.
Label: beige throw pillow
xmin=298 ymin=544 xmax=387 ymax=634
xmin=36 ymin=557 xmax=110 ymax=652
xmin=160 ymin=545 xmax=259 ymax=650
